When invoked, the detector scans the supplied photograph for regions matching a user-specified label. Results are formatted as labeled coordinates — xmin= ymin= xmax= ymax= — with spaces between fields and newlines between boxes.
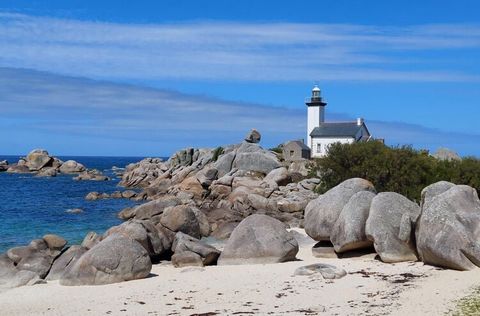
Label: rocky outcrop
xmin=5 ymin=149 xmax=95 ymax=178
xmin=26 ymin=149 xmax=53 ymax=171
xmin=85 ymin=192 xmax=110 ymax=200
xmin=218 ymin=214 xmax=298 ymax=265
xmin=330 ymin=191 xmax=376 ymax=253
xmin=432 ymin=148 xmax=461 ymax=161
xmin=119 ymin=158 xmax=167 ymax=188
xmin=74 ymin=169 xmax=109 ymax=181
xmin=304 ymin=178 xmax=376 ymax=241
xmin=60 ymin=235 xmax=151 ymax=286
xmin=115 ymin=133 xmax=319 ymax=231
xmin=366 ymin=192 xmax=421 ymax=263
xmin=416 ymin=184 xmax=480 ymax=270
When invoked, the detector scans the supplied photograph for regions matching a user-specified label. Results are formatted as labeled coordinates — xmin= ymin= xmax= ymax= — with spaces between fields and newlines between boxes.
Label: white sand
xmin=0 ymin=229 xmax=479 ymax=316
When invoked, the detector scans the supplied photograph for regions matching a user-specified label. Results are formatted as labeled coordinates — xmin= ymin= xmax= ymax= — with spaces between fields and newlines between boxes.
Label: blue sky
xmin=1 ymin=1 xmax=479 ymax=156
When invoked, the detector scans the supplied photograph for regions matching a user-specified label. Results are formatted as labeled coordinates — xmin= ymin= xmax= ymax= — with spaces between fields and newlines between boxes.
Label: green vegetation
xmin=451 ymin=287 xmax=480 ymax=316
xmin=212 ymin=146 xmax=224 ymax=162
xmin=269 ymin=146 xmax=283 ymax=154
xmin=309 ymin=141 xmax=480 ymax=202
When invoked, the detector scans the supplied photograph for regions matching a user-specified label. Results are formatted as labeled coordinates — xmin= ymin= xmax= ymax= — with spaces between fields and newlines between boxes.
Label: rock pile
xmin=116 ymin=133 xmax=320 ymax=234
xmin=4 ymin=149 xmax=108 ymax=180
xmin=304 ymin=178 xmax=480 ymax=270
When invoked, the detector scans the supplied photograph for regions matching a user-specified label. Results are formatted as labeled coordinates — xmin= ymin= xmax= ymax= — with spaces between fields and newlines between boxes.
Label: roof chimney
xmin=357 ymin=118 xmax=364 ymax=126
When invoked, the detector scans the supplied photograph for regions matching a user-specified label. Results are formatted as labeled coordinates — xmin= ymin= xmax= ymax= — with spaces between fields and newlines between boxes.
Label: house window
xmin=316 ymin=144 xmax=322 ymax=153
xmin=290 ymin=150 xmax=295 ymax=157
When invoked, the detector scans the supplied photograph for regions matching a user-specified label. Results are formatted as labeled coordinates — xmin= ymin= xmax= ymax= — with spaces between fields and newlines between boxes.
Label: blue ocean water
xmin=0 ymin=156 xmax=150 ymax=253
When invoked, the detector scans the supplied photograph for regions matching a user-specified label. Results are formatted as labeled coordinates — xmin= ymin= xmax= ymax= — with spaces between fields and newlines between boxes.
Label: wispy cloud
xmin=0 ymin=67 xmax=478 ymax=156
xmin=0 ymin=12 xmax=479 ymax=82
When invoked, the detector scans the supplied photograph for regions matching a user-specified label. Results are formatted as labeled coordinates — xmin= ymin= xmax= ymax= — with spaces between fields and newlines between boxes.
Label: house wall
xmin=310 ymin=137 xmax=355 ymax=158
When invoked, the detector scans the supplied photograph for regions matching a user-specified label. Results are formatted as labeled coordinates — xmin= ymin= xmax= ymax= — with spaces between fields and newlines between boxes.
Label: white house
xmin=306 ymin=85 xmax=371 ymax=158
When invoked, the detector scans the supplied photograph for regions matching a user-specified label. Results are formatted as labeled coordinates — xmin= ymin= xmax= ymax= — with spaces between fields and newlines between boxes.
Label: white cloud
xmin=1 ymin=67 xmax=479 ymax=156
xmin=0 ymin=13 xmax=479 ymax=82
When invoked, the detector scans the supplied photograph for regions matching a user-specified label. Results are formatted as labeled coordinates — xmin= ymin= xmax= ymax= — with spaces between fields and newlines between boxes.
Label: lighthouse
xmin=306 ymin=85 xmax=327 ymax=147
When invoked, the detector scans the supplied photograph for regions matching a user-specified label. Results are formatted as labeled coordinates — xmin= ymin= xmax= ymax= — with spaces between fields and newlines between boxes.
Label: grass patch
xmin=451 ymin=287 xmax=480 ymax=316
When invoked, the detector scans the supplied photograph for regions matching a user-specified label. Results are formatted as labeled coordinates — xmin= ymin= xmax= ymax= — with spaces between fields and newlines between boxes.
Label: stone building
xmin=282 ymin=140 xmax=311 ymax=162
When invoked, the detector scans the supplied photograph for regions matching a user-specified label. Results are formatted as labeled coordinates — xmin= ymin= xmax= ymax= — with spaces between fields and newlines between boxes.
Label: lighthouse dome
xmin=312 ymin=85 xmax=320 ymax=92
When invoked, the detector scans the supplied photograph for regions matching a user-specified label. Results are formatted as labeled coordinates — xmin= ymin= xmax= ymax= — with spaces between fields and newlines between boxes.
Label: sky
xmin=0 ymin=0 xmax=479 ymax=157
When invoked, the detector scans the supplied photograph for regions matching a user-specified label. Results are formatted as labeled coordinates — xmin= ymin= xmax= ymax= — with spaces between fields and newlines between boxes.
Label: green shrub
xmin=310 ymin=141 xmax=480 ymax=202
xmin=212 ymin=146 xmax=224 ymax=162
xmin=269 ymin=146 xmax=283 ymax=154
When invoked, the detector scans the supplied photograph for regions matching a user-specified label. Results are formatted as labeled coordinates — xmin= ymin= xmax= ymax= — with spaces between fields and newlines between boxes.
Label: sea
xmin=0 ymin=156 xmax=158 ymax=253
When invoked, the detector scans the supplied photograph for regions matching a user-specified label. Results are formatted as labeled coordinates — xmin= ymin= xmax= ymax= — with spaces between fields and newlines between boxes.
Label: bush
xmin=310 ymin=141 xmax=480 ymax=202
xmin=212 ymin=146 xmax=224 ymax=162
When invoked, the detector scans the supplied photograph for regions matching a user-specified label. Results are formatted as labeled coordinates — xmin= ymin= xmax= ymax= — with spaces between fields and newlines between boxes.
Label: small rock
xmin=294 ymin=264 xmax=347 ymax=279
xmin=65 ymin=208 xmax=83 ymax=214
xmin=244 ymin=129 xmax=261 ymax=143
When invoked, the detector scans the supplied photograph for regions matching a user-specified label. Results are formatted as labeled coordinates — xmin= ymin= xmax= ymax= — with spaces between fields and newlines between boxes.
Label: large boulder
xmin=43 ymin=234 xmax=67 ymax=251
xmin=171 ymin=232 xmax=220 ymax=267
xmin=213 ymin=151 xmax=236 ymax=177
xmin=175 ymin=176 xmax=205 ymax=200
xmin=244 ymin=129 xmax=261 ymax=143
xmin=26 ymin=149 xmax=53 ymax=171
xmin=159 ymin=205 xmax=204 ymax=239
xmin=60 ymin=235 xmax=152 ymax=286
xmin=105 ymin=220 xmax=167 ymax=259
xmin=59 ymin=160 xmax=86 ymax=174
xmin=6 ymin=164 xmax=31 ymax=173
xmin=196 ymin=168 xmax=218 ymax=188
xmin=232 ymin=152 xmax=281 ymax=175
xmin=120 ymin=196 xmax=181 ymax=220
xmin=366 ymin=192 xmax=421 ymax=263
xmin=304 ymin=178 xmax=376 ymax=241
xmin=420 ymin=181 xmax=455 ymax=208
xmin=218 ymin=214 xmax=298 ymax=265
xmin=416 ymin=185 xmax=480 ymax=270
xmin=6 ymin=236 xmax=66 ymax=279
xmin=330 ymin=191 xmax=376 ymax=253
xmin=46 ymin=246 xmax=87 ymax=280
xmin=264 ymin=167 xmax=291 ymax=186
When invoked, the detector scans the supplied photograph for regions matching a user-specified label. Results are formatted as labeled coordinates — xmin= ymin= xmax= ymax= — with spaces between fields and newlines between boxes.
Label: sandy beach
xmin=0 ymin=229 xmax=478 ymax=316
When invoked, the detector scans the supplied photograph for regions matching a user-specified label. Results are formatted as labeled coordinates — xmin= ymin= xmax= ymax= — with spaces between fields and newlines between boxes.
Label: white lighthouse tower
xmin=306 ymin=85 xmax=327 ymax=147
